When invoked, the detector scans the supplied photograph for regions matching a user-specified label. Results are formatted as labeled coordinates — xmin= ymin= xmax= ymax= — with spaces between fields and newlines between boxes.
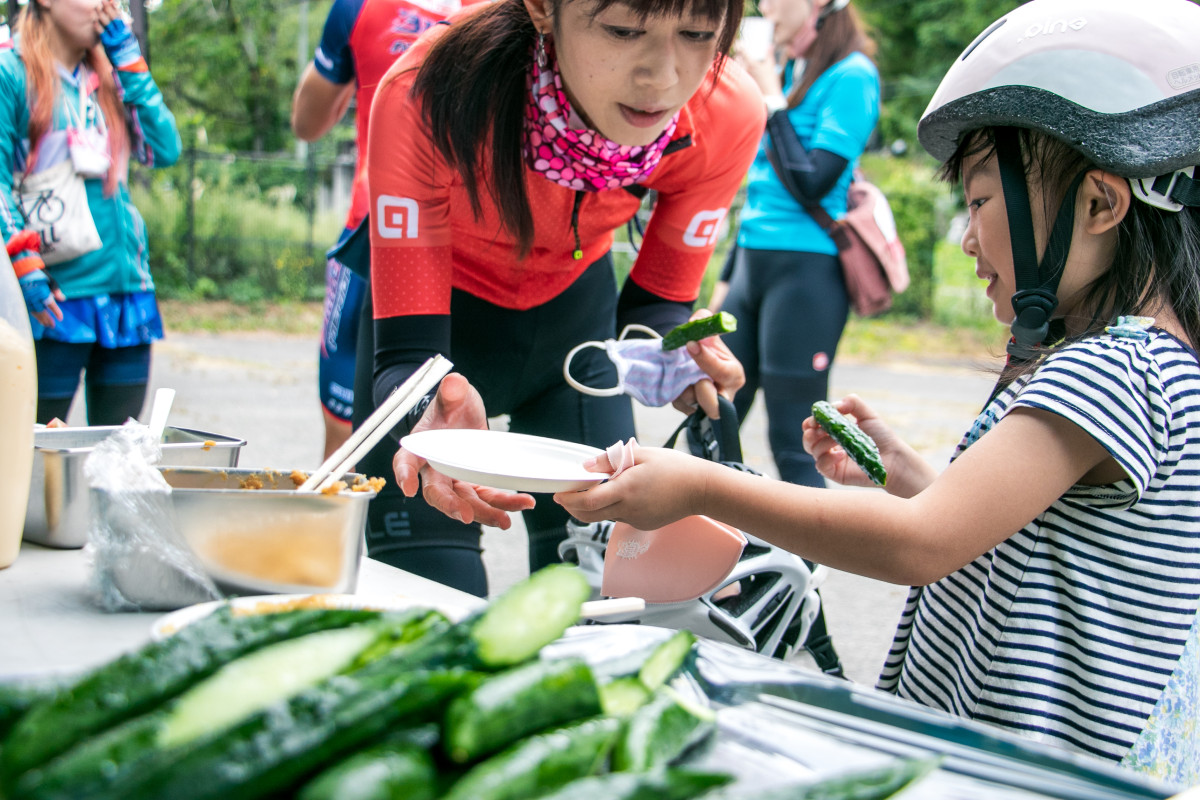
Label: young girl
xmin=556 ymin=0 xmax=1200 ymax=780
xmin=358 ymin=0 xmax=763 ymax=595
xmin=1 ymin=0 xmax=180 ymax=426
xmin=719 ymin=0 xmax=879 ymax=489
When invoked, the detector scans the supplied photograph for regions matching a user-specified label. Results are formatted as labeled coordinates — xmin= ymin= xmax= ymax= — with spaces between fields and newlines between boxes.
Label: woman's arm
xmin=99 ymin=18 xmax=181 ymax=167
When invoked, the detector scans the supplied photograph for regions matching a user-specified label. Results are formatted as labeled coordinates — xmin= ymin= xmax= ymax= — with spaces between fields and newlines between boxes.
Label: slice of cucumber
xmin=470 ymin=564 xmax=591 ymax=668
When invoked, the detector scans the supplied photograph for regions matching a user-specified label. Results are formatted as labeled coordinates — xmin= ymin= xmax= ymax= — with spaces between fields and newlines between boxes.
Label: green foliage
xmin=859 ymin=153 xmax=949 ymax=319
xmin=148 ymin=0 xmax=335 ymax=152
xmin=131 ymin=148 xmax=344 ymax=302
xmin=855 ymin=0 xmax=1025 ymax=151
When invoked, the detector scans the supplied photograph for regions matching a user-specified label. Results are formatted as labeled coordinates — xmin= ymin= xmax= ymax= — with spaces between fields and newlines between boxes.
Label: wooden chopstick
xmin=298 ymin=355 xmax=453 ymax=492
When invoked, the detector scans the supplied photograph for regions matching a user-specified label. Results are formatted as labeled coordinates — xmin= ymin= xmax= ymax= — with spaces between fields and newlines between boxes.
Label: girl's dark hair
xmin=410 ymin=0 xmax=741 ymax=256
xmin=785 ymin=2 xmax=876 ymax=108
xmin=943 ymin=127 xmax=1200 ymax=374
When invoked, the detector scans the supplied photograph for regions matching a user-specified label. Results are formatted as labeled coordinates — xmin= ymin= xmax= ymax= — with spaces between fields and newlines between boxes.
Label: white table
xmin=0 ymin=541 xmax=485 ymax=679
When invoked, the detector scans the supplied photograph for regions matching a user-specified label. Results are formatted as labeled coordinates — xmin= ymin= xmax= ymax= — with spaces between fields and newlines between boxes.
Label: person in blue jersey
xmin=714 ymin=0 xmax=878 ymax=488
xmin=558 ymin=0 xmax=1200 ymax=781
xmin=2 ymin=0 xmax=180 ymax=425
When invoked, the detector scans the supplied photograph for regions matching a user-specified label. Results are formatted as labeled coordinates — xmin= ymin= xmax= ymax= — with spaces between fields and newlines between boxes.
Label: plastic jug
xmin=0 ymin=250 xmax=36 ymax=568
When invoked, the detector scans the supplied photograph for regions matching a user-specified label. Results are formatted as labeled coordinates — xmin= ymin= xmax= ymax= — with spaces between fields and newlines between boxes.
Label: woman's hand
xmin=393 ymin=372 xmax=535 ymax=528
xmin=671 ymin=309 xmax=745 ymax=419
xmin=554 ymin=443 xmax=712 ymax=531
xmin=95 ymin=0 xmax=120 ymax=34
xmin=802 ymin=394 xmax=935 ymax=497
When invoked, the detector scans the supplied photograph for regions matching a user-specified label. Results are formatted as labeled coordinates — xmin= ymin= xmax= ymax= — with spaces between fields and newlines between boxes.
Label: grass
xmin=159 ymin=228 xmax=1010 ymax=362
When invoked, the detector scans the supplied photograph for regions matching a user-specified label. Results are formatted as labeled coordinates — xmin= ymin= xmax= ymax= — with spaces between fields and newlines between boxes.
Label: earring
xmin=535 ymin=29 xmax=548 ymax=69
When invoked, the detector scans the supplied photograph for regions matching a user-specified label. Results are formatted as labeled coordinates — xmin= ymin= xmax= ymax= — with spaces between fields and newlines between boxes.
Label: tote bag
xmin=16 ymin=159 xmax=103 ymax=265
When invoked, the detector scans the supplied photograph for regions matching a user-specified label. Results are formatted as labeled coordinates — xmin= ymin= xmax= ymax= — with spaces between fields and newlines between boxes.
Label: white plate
xmin=400 ymin=429 xmax=606 ymax=493
xmin=150 ymin=593 xmax=471 ymax=640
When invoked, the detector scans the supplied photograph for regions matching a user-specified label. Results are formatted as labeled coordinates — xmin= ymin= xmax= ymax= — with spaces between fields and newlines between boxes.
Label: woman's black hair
xmin=943 ymin=127 xmax=1200 ymax=375
xmin=410 ymin=0 xmax=741 ymax=256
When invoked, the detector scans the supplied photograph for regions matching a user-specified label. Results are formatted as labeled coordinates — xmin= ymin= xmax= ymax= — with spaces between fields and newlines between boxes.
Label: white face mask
xmin=563 ymin=325 xmax=708 ymax=408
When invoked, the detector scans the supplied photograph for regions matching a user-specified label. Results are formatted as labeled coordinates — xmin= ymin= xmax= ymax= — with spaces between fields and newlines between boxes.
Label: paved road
xmin=64 ymin=330 xmax=999 ymax=686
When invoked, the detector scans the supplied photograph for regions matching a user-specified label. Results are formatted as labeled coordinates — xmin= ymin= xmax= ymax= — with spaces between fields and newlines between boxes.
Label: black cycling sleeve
xmin=718 ymin=242 xmax=738 ymax=283
xmin=616 ymin=275 xmax=695 ymax=336
xmin=373 ymin=313 xmax=450 ymax=438
xmin=765 ymin=109 xmax=850 ymax=204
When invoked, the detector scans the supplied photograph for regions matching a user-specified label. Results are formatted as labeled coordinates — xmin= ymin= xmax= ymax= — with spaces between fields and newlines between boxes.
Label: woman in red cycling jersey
xmin=358 ymin=0 xmax=763 ymax=594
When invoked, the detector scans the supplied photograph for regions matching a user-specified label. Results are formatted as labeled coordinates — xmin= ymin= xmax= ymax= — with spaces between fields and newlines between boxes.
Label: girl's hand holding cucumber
xmin=803 ymin=395 xmax=937 ymax=499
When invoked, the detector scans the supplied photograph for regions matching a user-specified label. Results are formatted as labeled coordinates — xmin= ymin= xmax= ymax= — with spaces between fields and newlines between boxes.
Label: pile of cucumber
xmin=0 ymin=564 xmax=934 ymax=800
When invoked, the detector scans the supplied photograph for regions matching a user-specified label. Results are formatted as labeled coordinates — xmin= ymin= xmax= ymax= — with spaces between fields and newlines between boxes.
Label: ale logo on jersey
xmin=377 ymin=195 xmax=418 ymax=239
xmin=682 ymin=209 xmax=726 ymax=248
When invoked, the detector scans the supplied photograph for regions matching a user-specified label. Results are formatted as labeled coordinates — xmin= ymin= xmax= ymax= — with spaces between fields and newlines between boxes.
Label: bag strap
xmin=763 ymin=109 xmax=839 ymax=234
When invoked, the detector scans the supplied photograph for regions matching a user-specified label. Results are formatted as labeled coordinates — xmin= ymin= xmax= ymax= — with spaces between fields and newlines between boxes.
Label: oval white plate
xmin=401 ymin=429 xmax=606 ymax=493
xmin=151 ymin=593 xmax=471 ymax=640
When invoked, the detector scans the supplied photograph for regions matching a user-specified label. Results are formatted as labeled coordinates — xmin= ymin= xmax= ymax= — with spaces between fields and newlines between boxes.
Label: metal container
xmin=24 ymin=426 xmax=246 ymax=549
xmin=158 ymin=467 xmax=372 ymax=596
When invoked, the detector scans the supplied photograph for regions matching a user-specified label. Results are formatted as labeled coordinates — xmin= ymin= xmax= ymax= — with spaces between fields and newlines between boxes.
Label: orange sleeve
xmin=367 ymin=30 xmax=456 ymax=320
xmin=630 ymin=61 xmax=766 ymax=302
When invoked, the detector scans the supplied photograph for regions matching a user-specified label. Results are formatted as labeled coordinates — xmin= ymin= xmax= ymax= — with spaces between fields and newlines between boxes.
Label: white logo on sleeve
xmin=376 ymin=195 xmax=419 ymax=239
xmin=682 ymin=209 xmax=727 ymax=248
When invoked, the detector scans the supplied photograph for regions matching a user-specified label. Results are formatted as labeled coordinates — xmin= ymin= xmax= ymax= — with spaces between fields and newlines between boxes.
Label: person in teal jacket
xmin=1 ymin=0 xmax=180 ymax=425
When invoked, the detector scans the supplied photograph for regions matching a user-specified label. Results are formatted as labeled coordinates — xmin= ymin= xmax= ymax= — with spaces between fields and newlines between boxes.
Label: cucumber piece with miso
xmin=811 ymin=401 xmax=887 ymax=486
xmin=443 ymin=656 xmax=601 ymax=764
xmin=661 ymin=312 xmax=738 ymax=351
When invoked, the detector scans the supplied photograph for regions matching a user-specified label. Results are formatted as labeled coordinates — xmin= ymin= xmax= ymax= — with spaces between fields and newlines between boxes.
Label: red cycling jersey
xmin=367 ymin=8 xmax=766 ymax=320
xmin=314 ymin=0 xmax=484 ymax=230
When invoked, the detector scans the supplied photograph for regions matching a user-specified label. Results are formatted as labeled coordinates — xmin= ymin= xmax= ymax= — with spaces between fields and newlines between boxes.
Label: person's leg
xmin=33 ymin=338 xmax=89 ymax=424
xmin=318 ymin=257 xmax=364 ymax=459
xmin=83 ymin=343 xmax=152 ymax=426
xmin=719 ymin=246 xmax=765 ymax=427
xmin=352 ymin=285 xmax=489 ymax=597
xmin=503 ymin=256 xmax=634 ymax=572
xmin=756 ymin=252 xmax=848 ymax=487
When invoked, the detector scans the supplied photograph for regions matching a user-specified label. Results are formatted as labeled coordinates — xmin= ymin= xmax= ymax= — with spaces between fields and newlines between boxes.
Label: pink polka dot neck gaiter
xmin=522 ymin=39 xmax=679 ymax=192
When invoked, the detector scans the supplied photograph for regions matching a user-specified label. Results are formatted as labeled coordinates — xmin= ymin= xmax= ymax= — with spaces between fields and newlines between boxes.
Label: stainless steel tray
xmin=23 ymin=426 xmax=246 ymax=549
xmin=156 ymin=467 xmax=371 ymax=597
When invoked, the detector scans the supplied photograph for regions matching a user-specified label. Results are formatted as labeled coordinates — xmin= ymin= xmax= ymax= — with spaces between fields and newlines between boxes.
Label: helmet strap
xmin=993 ymin=128 xmax=1088 ymax=360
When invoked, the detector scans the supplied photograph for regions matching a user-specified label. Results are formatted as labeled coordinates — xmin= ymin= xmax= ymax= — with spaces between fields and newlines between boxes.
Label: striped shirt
xmin=877 ymin=328 xmax=1200 ymax=766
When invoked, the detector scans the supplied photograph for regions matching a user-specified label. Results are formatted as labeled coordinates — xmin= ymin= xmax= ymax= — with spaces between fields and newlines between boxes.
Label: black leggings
xmin=720 ymin=247 xmax=848 ymax=488
xmin=34 ymin=339 xmax=151 ymax=426
xmin=354 ymin=256 xmax=636 ymax=596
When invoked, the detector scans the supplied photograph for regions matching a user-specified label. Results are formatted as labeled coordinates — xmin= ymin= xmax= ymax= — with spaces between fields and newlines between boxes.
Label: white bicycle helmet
xmin=918 ymin=0 xmax=1200 ymax=354
xmin=559 ymin=520 xmax=824 ymax=661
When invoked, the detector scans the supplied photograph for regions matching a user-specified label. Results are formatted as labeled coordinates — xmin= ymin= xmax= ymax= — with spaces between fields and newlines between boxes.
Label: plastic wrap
xmin=83 ymin=422 xmax=223 ymax=611
xmin=543 ymin=626 xmax=1175 ymax=800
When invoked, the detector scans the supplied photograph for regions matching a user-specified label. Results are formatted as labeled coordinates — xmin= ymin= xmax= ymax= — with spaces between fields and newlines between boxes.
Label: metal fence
xmin=130 ymin=144 xmax=353 ymax=302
